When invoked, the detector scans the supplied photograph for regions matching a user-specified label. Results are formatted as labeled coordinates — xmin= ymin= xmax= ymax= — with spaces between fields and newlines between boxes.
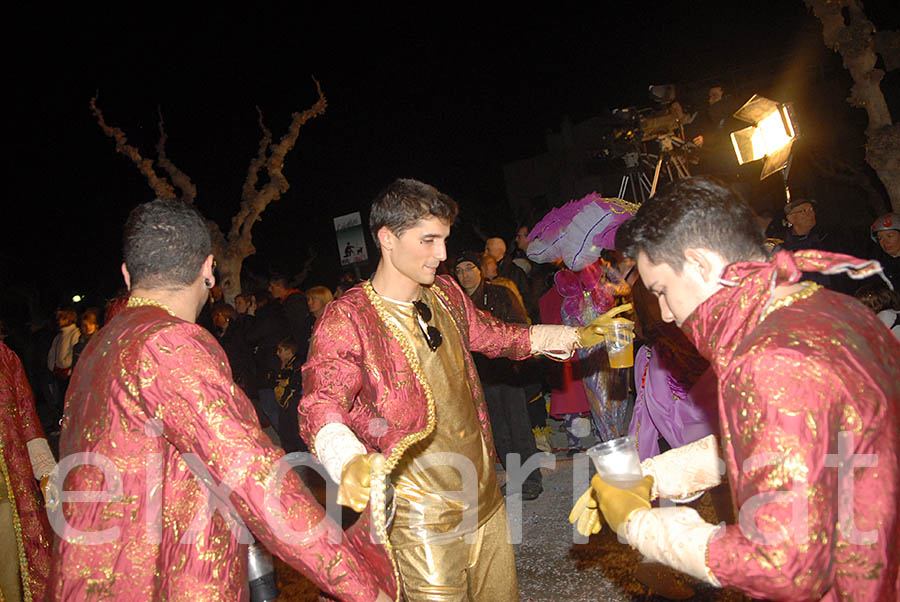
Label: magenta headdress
xmin=525 ymin=193 xmax=638 ymax=272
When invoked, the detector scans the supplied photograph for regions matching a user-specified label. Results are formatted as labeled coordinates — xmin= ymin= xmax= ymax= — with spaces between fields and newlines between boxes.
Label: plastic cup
xmin=586 ymin=435 xmax=642 ymax=489
xmin=605 ymin=320 xmax=634 ymax=369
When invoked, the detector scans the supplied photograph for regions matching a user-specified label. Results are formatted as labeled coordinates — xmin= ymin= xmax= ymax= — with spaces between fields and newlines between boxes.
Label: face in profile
xmin=636 ymin=252 xmax=719 ymax=328
xmin=383 ymin=216 xmax=450 ymax=288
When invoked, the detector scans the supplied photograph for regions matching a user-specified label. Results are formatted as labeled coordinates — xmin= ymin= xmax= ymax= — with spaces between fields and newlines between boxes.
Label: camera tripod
xmin=617 ymin=134 xmax=692 ymax=204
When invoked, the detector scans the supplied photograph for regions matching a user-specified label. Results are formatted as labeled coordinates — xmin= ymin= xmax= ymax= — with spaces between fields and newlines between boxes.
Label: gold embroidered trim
xmin=363 ymin=280 xmax=438 ymax=601
xmin=126 ymin=296 xmax=176 ymax=317
xmin=760 ymin=281 xmax=821 ymax=322
xmin=0 ymin=441 xmax=33 ymax=601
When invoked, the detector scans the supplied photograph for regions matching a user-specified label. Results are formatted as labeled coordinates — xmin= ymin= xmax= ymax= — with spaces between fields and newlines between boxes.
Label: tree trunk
xmin=91 ymin=79 xmax=327 ymax=304
xmin=805 ymin=0 xmax=900 ymax=212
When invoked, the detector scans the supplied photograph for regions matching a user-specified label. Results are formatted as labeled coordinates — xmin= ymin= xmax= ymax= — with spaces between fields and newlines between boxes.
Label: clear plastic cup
xmin=586 ymin=435 xmax=642 ymax=489
xmin=605 ymin=320 xmax=634 ymax=369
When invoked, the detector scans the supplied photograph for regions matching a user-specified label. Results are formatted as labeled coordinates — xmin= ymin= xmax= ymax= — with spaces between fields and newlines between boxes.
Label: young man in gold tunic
xmin=300 ymin=179 xmax=610 ymax=601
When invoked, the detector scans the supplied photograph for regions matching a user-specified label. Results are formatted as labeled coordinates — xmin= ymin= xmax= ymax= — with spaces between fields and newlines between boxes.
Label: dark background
xmin=3 ymin=3 xmax=899 ymax=330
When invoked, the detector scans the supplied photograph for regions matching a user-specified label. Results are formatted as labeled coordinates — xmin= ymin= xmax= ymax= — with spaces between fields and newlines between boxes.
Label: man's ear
xmin=377 ymin=227 xmax=395 ymax=253
xmin=683 ymin=248 xmax=716 ymax=284
xmin=121 ymin=263 xmax=132 ymax=290
xmin=200 ymin=254 xmax=215 ymax=286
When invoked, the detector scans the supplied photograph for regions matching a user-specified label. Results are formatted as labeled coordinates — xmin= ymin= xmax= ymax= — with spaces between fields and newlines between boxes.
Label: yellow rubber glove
xmin=336 ymin=452 xmax=385 ymax=512
xmin=39 ymin=475 xmax=50 ymax=506
xmin=568 ymin=486 xmax=603 ymax=537
xmin=590 ymin=473 xmax=654 ymax=533
xmin=577 ymin=303 xmax=633 ymax=348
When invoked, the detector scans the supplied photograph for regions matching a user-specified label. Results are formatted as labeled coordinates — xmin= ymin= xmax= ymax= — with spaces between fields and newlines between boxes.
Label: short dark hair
xmin=80 ymin=307 xmax=102 ymax=326
xmin=268 ymin=273 xmax=291 ymax=288
xmin=855 ymin=281 xmax=900 ymax=313
xmin=277 ymin=337 xmax=299 ymax=356
xmin=211 ymin=303 xmax=237 ymax=322
xmin=369 ymin=178 xmax=458 ymax=247
xmin=123 ymin=199 xmax=211 ymax=289
xmin=615 ymin=176 xmax=765 ymax=272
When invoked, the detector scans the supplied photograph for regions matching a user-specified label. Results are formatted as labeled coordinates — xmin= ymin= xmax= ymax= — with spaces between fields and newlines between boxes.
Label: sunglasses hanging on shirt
xmin=412 ymin=300 xmax=443 ymax=352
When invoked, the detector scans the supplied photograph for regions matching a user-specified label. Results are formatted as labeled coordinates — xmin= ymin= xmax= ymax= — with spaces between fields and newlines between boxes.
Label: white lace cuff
xmin=640 ymin=434 xmax=722 ymax=500
xmin=27 ymin=438 xmax=56 ymax=480
xmin=530 ymin=325 xmax=579 ymax=360
xmin=624 ymin=506 xmax=722 ymax=587
xmin=314 ymin=423 xmax=367 ymax=484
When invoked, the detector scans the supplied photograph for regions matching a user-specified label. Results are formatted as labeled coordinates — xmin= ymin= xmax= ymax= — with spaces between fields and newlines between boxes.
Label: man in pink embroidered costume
xmin=50 ymin=199 xmax=393 ymax=601
xmin=571 ymin=176 xmax=899 ymax=600
xmin=1 ymin=340 xmax=55 ymax=602
xmin=299 ymin=179 xmax=612 ymax=601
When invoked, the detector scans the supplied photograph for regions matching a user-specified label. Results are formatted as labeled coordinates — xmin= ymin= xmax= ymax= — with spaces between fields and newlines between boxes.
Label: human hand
xmin=336 ymin=452 xmax=385 ymax=512
xmin=568 ymin=486 xmax=603 ymax=536
xmin=589 ymin=474 xmax=654 ymax=533
xmin=576 ymin=303 xmax=633 ymax=348
xmin=39 ymin=473 xmax=59 ymax=509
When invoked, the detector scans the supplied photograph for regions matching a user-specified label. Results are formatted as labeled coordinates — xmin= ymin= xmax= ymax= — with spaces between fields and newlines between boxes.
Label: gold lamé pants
xmin=389 ymin=503 xmax=518 ymax=602
xmin=0 ymin=470 xmax=23 ymax=602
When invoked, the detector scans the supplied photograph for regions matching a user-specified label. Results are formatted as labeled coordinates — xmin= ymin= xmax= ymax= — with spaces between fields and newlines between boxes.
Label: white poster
xmin=334 ymin=211 xmax=369 ymax=266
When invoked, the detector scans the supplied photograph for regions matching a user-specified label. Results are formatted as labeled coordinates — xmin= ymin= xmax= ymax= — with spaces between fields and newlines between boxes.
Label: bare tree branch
xmin=90 ymin=95 xmax=176 ymax=200
xmin=806 ymin=0 xmax=900 ymax=212
xmin=239 ymin=107 xmax=273 ymax=210
xmin=156 ymin=108 xmax=197 ymax=203
xmin=229 ymin=77 xmax=327 ymax=256
xmin=91 ymin=78 xmax=327 ymax=302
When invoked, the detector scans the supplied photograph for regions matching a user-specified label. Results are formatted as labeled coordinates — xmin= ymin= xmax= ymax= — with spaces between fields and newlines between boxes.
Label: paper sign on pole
xmin=334 ymin=212 xmax=369 ymax=266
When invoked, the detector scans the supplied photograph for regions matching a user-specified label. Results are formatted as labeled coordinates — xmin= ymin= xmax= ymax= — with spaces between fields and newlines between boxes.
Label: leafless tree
xmin=90 ymin=78 xmax=327 ymax=302
xmin=805 ymin=0 xmax=900 ymax=212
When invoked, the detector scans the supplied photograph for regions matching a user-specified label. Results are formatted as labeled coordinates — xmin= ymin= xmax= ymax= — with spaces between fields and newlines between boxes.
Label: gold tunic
xmin=378 ymin=287 xmax=503 ymax=549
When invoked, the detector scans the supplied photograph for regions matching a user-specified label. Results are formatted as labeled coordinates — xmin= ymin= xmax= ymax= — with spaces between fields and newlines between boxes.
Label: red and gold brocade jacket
xmin=299 ymin=276 xmax=532 ymax=464
xmin=683 ymin=250 xmax=900 ymax=601
xmin=50 ymin=305 xmax=389 ymax=601
xmin=299 ymin=276 xmax=532 ymax=592
xmin=0 ymin=341 xmax=52 ymax=601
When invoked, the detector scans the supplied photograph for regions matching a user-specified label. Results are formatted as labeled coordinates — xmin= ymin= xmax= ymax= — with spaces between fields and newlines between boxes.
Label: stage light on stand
xmin=730 ymin=94 xmax=798 ymax=201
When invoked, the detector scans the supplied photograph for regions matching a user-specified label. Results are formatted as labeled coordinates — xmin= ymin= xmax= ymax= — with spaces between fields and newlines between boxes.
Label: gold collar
xmin=126 ymin=296 xmax=176 ymax=317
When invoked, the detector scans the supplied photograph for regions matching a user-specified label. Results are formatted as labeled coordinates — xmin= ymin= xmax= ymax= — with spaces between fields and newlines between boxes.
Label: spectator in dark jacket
xmin=245 ymin=289 xmax=288 ymax=429
xmin=269 ymin=275 xmax=312 ymax=361
xmin=455 ymin=251 xmax=543 ymax=500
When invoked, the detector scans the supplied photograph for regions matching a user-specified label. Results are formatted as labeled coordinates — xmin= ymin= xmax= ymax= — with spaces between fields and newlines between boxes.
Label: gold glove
xmin=336 ymin=452 xmax=385 ymax=512
xmin=568 ymin=486 xmax=603 ymax=537
xmin=590 ymin=473 xmax=654 ymax=533
xmin=39 ymin=474 xmax=56 ymax=508
xmin=577 ymin=303 xmax=633 ymax=348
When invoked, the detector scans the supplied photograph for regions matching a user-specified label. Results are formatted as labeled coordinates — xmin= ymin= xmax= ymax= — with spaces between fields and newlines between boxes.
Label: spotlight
xmin=72 ymin=294 xmax=83 ymax=303
xmin=730 ymin=94 xmax=797 ymax=180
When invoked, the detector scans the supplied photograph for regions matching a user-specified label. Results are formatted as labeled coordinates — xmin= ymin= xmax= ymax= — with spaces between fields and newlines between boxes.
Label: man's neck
xmin=129 ymin=287 xmax=200 ymax=323
xmin=371 ymin=261 xmax=422 ymax=302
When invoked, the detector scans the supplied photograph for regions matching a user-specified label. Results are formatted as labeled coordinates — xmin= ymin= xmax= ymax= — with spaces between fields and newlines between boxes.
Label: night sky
xmin=4 ymin=3 xmax=898 ymax=324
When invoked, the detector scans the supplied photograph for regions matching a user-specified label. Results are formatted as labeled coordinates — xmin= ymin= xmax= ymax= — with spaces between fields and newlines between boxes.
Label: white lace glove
xmin=623 ymin=506 xmax=722 ymax=586
xmin=27 ymin=438 xmax=56 ymax=480
xmin=530 ymin=325 xmax=580 ymax=360
xmin=640 ymin=435 xmax=723 ymax=500
xmin=314 ymin=423 xmax=367 ymax=484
